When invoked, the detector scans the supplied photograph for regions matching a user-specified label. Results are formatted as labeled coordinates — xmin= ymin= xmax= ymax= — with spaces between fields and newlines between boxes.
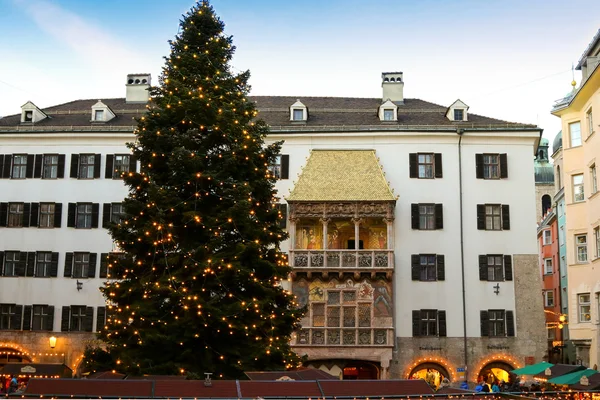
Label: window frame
xmin=483 ymin=154 xmax=500 ymax=179
xmin=484 ymin=204 xmax=502 ymax=231
xmin=0 ymin=304 xmax=17 ymax=330
xmin=595 ymin=227 xmax=600 ymax=259
xmin=2 ymin=251 xmax=20 ymax=277
xmin=544 ymin=258 xmax=553 ymax=275
xmin=78 ymin=154 xmax=96 ymax=180
xmin=578 ymin=293 xmax=591 ymax=323
xmin=70 ymin=305 xmax=86 ymax=332
xmin=269 ymin=155 xmax=282 ymax=179
xmin=488 ymin=309 xmax=506 ymax=337
xmin=576 ymin=234 xmax=588 ymax=263
xmin=7 ymin=202 xmax=24 ymax=228
xmin=73 ymin=252 xmax=90 ymax=279
xmin=418 ymin=204 xmax=436 ymax=230
xmin=419 ymin=254 xmax=437 ymax=281
xmin=35 ymin=252 xmax=53 ymax=278
xmin=570 ymin=121 xmax=582 ymax=147
xmin=417 ymin=153 xmax=434 ymax=179
xmin=454 ymin=109 xmax=464 ymax=121
xmin=419 ymin=309 xmax=438 ymax=336
xmin=383 ymin=109 xmax=394 ymax=121
xmin=42 ymin=154 xmax=59 ymax=179
xmin=112 ymin=154 xmax=131 ymax=179
xmin=76 ymin=203 xmax=93 ymax=229
xmin=487 ymin=255 xmax=504 ymax=281
xmin=292 ymin=108 xmax=304 ymax=121
xmin=11 ymin=154 xmax=27 ymax=179
xmin=32 ymin=305 xmax=50 ymax=331
xmin=94 ymin=110 xmax=104 ymax=122
xmin=543 ymin=229 xmax=552 ymax=245
xmin=591 ymin=164 xmax=598 ymax=195
xmin=110 ymin=203 xmax=125 ymax=224
xmin=587 ymin=108 xmax=594 ymax=137
xmin=544 ymin=290 xmax=555 ymax=307
xmin=573 ymin=174 xmax=585 ymax=202
xmin=24 ymin=111 xmax=33 ymax=122
xmin=39 ymin=203 xmax=55 ymax=229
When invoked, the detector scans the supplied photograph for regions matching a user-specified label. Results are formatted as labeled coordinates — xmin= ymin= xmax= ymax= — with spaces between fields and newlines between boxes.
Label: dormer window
xmin=20 ymin=101 xmax=48 ymax=124
xmin=91 ymin=100 xmax=115 ymax=123
xmin=446 ymin=99 xmax=469 ymax=122
xmin=94 ymin=110 xmax=104 ymax=122
xmin=384 ymin=109 xmax=394 ymax=121
xmin=24 ymin=111 xmax=33 ymax=122
xmin=290 ymin=100 xmax=307 ymax=122
xmin=454 ymin=109 xmax=464 ymax=121
xmin=378 ymin=100 xmax=398 ymax=122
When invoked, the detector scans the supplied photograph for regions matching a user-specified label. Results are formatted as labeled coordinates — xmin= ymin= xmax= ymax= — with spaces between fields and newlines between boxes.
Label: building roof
xmin=552 ymin=130 xmax=562 ymax=154
xmin=25 ymin=378 xmax=153 ymax=397
xmin=576 ymin=28 xmax=600 ymax=69
xmin=0 ymin=96 xmax=539 ymax=133
xmin=286 ymin=150 xmax=396 ymax=202
xmin=245 ymin=368 xmax=337 ymax=380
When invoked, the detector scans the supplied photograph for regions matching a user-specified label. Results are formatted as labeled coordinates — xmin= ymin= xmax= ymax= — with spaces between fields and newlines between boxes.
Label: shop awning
xmin=286 ymin=150 xmax=396 ymax=202
xmin=511 ymin=362 xmax=554 ymax=376
xmin=0 ymin=363 xmax=72 ymax=378
xmin=548 ymin=369 xmax=598 ymax=385
xmin=533 ymin=364 xmax=586 ymax=380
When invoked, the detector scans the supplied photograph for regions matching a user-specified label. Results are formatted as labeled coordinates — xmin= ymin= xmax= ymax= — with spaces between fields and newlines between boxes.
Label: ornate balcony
xmin=289 ymin=249 xmax=394 ymax=270
xmin=292 ymin=327 xmax=394 ymax=347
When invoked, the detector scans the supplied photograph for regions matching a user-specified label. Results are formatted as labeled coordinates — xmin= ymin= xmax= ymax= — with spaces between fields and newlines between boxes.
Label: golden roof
xmin=286 ymin=150 xmax=396 ymax=202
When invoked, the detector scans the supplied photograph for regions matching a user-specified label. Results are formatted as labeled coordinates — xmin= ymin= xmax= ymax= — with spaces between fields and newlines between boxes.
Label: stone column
xmin=321 ymin=218 xmax=330 ymax=250
xmin=384 ymin=217 xmax=394 ymax=250
xmin=352 ymin=218 xmax=362 ymax=249
xmin=289 ymin=218 xmax=297 ymax=249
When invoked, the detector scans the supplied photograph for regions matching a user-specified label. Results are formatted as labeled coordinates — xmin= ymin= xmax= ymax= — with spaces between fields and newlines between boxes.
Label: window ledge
xmin=589 ymin=191 xmax=600 ymax=200
xmin=566 ymin=145 xmax=583 ymax=150
xmin=585 ymin=131 xmax=595 ymax=142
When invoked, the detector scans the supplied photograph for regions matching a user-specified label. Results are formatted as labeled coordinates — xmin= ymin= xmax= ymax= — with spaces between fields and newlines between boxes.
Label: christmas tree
xmin=85 ymin=0 xmax=303 ymax=378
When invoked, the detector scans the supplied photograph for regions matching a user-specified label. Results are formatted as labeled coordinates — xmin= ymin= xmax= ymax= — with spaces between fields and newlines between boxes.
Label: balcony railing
xmin=289 ymin=250 xmax=393 ymax=269
xmin=292 ymin=327 xmax=393 ymax=347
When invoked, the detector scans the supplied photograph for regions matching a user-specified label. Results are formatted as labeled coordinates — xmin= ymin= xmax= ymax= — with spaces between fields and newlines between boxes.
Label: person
xmin=9 ymin=375 xmax=18 ymax=393
xmin=492 ymin=382 xmax=500 ymax=393
xmin=475 ymin=383 xmax=483 ymax=392
xmin=460 ymin=381 xmax=469 ymax=390
xmin=481 ymin=382 xmax=491 ymax=392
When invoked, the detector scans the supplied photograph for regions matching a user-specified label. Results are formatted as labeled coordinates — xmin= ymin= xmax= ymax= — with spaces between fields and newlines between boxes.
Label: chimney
xmin=126 ymin=73 xmax=151 ymax=103
xmin=381 ymin=72 xmax=404 ymax=104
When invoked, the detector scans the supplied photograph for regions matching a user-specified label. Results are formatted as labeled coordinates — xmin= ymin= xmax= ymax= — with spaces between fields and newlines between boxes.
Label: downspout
xmin=457 ymin=128 xmax=469 ymax=381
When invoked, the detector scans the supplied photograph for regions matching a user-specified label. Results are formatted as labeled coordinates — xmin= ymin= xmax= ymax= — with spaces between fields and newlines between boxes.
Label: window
xmin=113 ymin=155 xmax=131 ymax=178
xmin=454 ymin=109 xmax=464 ymax=121
xmin=579 ymin=294 xmax=591 ymax=322
xmin=73 ymin=253 xmax=89 ymax=278
xmin=110 ymin=203 xmax=125 ymax=224
xmin=11 ymin=155 xmax=27 ymax=179
xmin=292 ymin=109 xmax=304 ymax=121
xmin=587 ymin=109 xmax=594 ymax=136
xmin=576 ymin=234 xmax=588 ymax=263
xmin=544 ymin=258 xmax=553 ymax=275
xmin=35 ymin=252 xmax=52 ymax=278
xmin=544 ymin=290 xmax=555 ymax=307
xmin=70 ymin=306 xmax=86 ymax=331
xmin=383 ymin=109 xmax=394 ymax=121
xmin=570 ymin=121 xmax=582 ymax=147
xmin=269 ymin=155 xmax=282 ymax=179
xmin=595 ymin=227 xmax=600 ymax=259
xmin=547 ymin=323 xmax=556 ymax=340
xmin=32 ymin=305 xmax=51 ymax=331
xmin=42 ymin=155 xmax=59 ymax=179
xmin=556 ymin=165 xmax=562 ymax=189
xmin=487 ymin=255 xmax=504 ymax=281
xmin=419 ymin=255 xmax=437 ymax=281
xmin=591 ymin=165 xmax=598 ymax=195
xmin=419 ymin=205 xmax=435 ymax=230
xmin=0 ymin=304 xmax=18 ymax=330
xmin=94 ymin=110 xmax=104 ymax=121
xmin=485 ymin=205 xmax=501 ymax=230
xmin=420 ymin=310 xmax=438 ymax=336
xmin=78 ymin=154 xmax=96 ymax=179
xmin=7 ymin=203 xmax=24 ymax=227
xmin=39 ymin=203 xmax=55 ymax=228
xmin=483 ymin=154 xmax=500 ymax=179
xmin=489 ymin=310 xmax=506 ymax=337
xmin=24 ymin=111 xmax=32 ymax=122
xmin=417 ymin=153 xmax=434 ymax=178
xmin=76 ymin=204 xmax=93 ymax=229
xmin=2 ymin=251 xmax=20 ymax=277
xmin=310 ymin=289 xmax=371 ymax=330
xmin=543 ymin=230 xmax=552 ymax=245
xmin=573 ymin=174 xmax=585 ymax=202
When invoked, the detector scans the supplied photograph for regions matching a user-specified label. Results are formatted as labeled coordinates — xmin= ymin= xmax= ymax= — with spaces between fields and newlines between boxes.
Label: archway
xmin=0 ymin=346 xmax=32 ymax=366
xmin=409 ymin=362 xmax=449 ymax=389
xmin=478 ymin=361 xmax=514 ymax=385
xmin=541 ymin=195 xmax=551 ymax=216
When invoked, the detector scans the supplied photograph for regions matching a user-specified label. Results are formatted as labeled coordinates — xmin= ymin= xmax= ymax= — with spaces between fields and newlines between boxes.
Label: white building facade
xmin=0 ymin=72 xmax=546 ymax=382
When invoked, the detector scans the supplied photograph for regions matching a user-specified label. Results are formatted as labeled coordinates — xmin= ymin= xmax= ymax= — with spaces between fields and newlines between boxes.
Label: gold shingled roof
xmin=287 ymin=150 xmax=396 ymax=201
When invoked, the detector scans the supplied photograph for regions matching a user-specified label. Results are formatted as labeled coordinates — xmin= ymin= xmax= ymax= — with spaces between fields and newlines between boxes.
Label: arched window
xmin=542 ymin=194 xmax=552 ymax=216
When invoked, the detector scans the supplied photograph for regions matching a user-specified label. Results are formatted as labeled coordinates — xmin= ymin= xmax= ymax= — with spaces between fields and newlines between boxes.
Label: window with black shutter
xmin=0 ymin=304 xmax=22 ymax=330
xmin=2 ymin=155 xmax=12 ymax=179
xmin=412 ymin=309 xmax=444 ymax=337
xmin=32 ymin=305 xmax=53 ymax=331
xmin=63 ymin=252 xmax=73 ymax=278
xmin=61 ymin=306 xmax=70 ymax=331
xmin=479 ymin=254 xmax=512 ymax=282
xmin=33 ymin=154 xmax=43 ymax=178
xmin=0 ymin=202 xmax=7 ymax=226
xmin=96 ymin=307 xmax=106 ymax=332
xmin=56 ymin=154 xmax=66 ymax=179
xmin=99 ymin=253 xmax=109 ymax=279
xmin=411 ymin=204 xmax=443 ymax=230
xmin=54 ymin=203 xmax=63 ymax=228
xmin=480 ymin=310 xmax=489 ymax=336
xmin=25 ymin=154 xmax=35 ymax=178
xmin=25 ymin=252 xmax=35 ymax=277
xmin=477 ymin=204 xmax=510 ymax=231
xmin=504 ymin=255 xmax=513 ymax=281
xmin=438 ymin=310 xmax=447 ymax=337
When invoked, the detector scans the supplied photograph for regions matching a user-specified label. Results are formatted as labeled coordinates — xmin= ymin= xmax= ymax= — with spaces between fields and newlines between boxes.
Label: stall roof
xmin=0 ymin=363 xmax=71 ymax=378
xmin=534 ymin=364 xmax=586 ymax=380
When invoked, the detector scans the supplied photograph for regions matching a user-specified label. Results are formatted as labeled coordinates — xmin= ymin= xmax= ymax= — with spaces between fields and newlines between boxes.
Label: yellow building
xmin=551 ymin=29 xmax=600 ymax=367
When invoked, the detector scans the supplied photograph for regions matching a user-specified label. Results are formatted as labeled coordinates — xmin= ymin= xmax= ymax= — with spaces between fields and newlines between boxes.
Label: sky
xmin=1 ymin=0 xmax=599 ymax=143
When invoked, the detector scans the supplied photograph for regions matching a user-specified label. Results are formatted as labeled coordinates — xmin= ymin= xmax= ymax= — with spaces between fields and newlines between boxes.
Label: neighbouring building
xmin=551 ymin=29 xmax=600 ymax=367
xmin=535 ymin=138 xmax=555 ymax=222
xmin=0 ymin=71 xmax=546 ymax=383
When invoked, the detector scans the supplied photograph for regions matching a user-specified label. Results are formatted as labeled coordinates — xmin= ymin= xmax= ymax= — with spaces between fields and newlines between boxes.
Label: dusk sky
xmin=1 ymin=0 xmax=599 ymax=143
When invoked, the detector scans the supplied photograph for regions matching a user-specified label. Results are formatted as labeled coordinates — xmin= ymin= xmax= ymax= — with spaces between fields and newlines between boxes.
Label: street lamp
xmin=49 ymin=336 xmax=57 ymax=349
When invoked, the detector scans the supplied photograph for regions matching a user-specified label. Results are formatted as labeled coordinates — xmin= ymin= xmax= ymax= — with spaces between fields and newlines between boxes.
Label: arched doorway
xmin=409 ymin=362 xmax=449 ymax=389
xmin=0 ymin=346 xmax=32 ymax=366
xmin=478 ymin=361 xmax=514 ymax=385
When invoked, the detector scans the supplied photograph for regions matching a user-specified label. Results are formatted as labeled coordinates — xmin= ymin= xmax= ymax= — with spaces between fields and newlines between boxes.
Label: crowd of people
xmin=0 ymin=375 xmax=26 ymax=394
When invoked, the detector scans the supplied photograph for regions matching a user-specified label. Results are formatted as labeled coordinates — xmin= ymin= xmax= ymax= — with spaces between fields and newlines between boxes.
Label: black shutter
xmin=64 ymin=252 xmax=73 ymax=277
xmin=22 ymin=202 xmax=31 ymax=227
xmin=50 ymin=252 xmax=59 ymax=277
xmin=54 ymin=203 xmax=62 ymax=228
xmin=24 ymin=154 xmax=34 ymax=178
xmin=504 ymin=255 xmax=513 ymax=281
xmin=57 ymin=155 xmax=65 ymax=178
xmin=411 ymin=204 xmax=419 ymax=230
xmin=99 ymin=253 xmax=109 ymax=279
xmin=16 ymin=252 xmax=26 ymax=276
xmin=411 ymin=254 xmax=420 ymax=281
xmin=502 ymin=205 xmax=510 ymax=230
xmin=30 ymin=202 xmax=39 ymax=227
xmin=67 ymin=203 xmax=76 ymax=227
xmin=2 ymin=155 xmax=12 ymax=179
xmin=475 ymin=154 xmax=484 ymax=179
xmin=11 ymin=305 xmax=23 ymax=330
xmin=0 ymin=155 xmax=3 ymax=178
xmin=26 ymin=252 xmax=35 ymax=277
xmin=102 ymin=203 xmax=112 ymax=228
xmin=34 ymin=154 xmax=43 ymax=178
xmin=0 ymin=252 xmax=4 ymax=275
xmin=84 ymin=307 xmax=94 ymax=332
xmin=70 ymin=154 xmax=79 ymax=178
xmin=436 ymin=255 xmax=445 ymax=281
xmin=506 ymin=310 xmax=515 ymax=337
xmin=105 ymin=154 xmax=114 ymax=179
xmin=409 ymin=153 xmax=418 ymax=178
xmin=438 ymin=310 xmax=447 ymax=337
xmin=479 ymin=255 xmax=488 ymax=281
xmin=129 ymin=155 xmax=137 ymax=173
xmin=435 ymin=204 xmax=443 ymax=229
xmin=0 ymin=202 xmax=7 ymax=227
xmin=93 ymin=154 xmax=101 ymax=178
xmin=499 ymin=153 xmax=508 ymax=178
xmin=91 ymin=203 xmax=99 ymax=228
xmin=61 ymin=306 xmax=70 ymax=331
xmin=477 ymin=204 xmax=485 ymax=230
xmin=434 ymin=153 xmax=443 ymax=178
xmin=97 ymin=307 xmax=106 ymax=332
xmin=45 ymin=306 xmax=55 ymax=331
xmin=480 ymin=310 xmax=489 ymax=337
xmin=22 ymin=306 xmax=32 ymax=331
xmin=88 ymin=253 xmax=97 ymax=278
xmin=412 ymin=310 xmax=421 ymax=337
xmin=280 ymin=155 xmax=289 ymax=179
